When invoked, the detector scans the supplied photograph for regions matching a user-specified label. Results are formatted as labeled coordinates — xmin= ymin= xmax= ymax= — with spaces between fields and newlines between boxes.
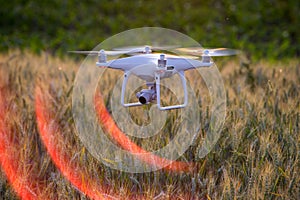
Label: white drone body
xmin=71 ymin=46 xmax=238 ymax=110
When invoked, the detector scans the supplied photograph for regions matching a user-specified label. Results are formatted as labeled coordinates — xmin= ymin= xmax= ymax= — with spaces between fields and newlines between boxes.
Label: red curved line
xmin=35 ymin=86 xmax=115 ymax=200
xmin=0 ymin=88 xmax=48 ymax=200
xmin=94 ymin=93 xmax=196 ymax=173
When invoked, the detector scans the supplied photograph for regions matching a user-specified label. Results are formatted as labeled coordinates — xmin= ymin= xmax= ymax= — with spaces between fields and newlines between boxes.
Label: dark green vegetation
xmin=1 ymin=0 xmax=299 ymax=60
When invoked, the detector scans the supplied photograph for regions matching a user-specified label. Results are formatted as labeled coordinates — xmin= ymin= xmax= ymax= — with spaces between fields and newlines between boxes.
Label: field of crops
xmin=0 ymin=50 xmax=298 ymax=199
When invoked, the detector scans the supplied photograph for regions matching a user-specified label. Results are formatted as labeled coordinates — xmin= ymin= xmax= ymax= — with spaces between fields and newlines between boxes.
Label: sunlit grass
xmin=0 ymin=50 xmax=299 ymax=199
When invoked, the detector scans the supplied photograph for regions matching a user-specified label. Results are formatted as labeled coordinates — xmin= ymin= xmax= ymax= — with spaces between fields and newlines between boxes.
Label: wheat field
xmin=0 ymin=50 xmax=299 ymax=199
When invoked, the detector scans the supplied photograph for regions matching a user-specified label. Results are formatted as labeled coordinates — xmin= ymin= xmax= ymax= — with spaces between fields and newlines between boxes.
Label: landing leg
xmin=121 ymin=71 xmax=143 ymax=107
xmin=155 ymin=71 xmax=188 ymax=110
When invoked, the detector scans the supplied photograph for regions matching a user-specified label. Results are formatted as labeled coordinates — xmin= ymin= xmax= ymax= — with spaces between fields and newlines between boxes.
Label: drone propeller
xmin=68 ymin=50 xmax=131 ymax=56
xmin=69 ymin=45 xmax=180 ymax=57
xmin=113 ymin=45 xmax=179 ymax=54
xmin=175 ymin=47 xmax=240 ymax=57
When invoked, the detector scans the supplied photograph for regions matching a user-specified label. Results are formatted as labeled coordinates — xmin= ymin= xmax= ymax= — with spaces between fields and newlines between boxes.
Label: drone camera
xmin=136 ymin=89 xmax=156 ymax=104
xmin=139 ymin=95 xmax=148 ymax=104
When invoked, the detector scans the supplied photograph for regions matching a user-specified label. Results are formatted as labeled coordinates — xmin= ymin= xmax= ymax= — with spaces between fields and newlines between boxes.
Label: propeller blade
xmin=68 ymin=50 xmax=132 ymax=56
xmin=113 ymin=45 xmax=179 ymax=53
xmin=175 ymin=47 xmax=240 ymax=57
xmin=68 ymin=50 xmax=99 ymax=55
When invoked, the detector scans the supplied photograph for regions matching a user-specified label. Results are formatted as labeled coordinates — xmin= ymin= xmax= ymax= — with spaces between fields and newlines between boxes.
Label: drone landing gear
xmin=121 ymin=72 xmax=143 ymax=107
xmin=155 ymin=71 xmax=188 ymax=110
xmin=121 ymin=71 xmax=188 ymax=110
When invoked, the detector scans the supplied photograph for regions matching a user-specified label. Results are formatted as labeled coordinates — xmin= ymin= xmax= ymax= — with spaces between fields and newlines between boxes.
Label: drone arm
xmin=156 ymin=71 xmax=188 ymax=110
xmin=172 ymin=59 xmax=213 ymax=71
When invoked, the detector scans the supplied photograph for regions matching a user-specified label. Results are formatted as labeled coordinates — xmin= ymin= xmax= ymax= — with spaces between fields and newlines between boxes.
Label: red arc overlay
xmin=0 ymin=84 xmax=197 ymax=200
xmin=0 ymin=88 xmax=48 ymax=200
xmin=94 ymin=92 xmax=196 ymax=173
xmin=35 ymin=86 xmax=115 ymax=200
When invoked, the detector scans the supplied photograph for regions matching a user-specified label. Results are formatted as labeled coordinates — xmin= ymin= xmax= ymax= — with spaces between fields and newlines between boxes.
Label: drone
xmin=71 ymin=45 xmax=239 ymax=110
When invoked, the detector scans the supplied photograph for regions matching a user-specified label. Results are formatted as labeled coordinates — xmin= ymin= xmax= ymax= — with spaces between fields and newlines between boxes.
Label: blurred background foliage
xmin=0 ymin=0 xmax=299 ymax=60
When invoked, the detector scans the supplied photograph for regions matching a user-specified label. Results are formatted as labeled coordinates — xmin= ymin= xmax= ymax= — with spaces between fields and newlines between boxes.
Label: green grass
xmin=0 ymin=51 xmax=299 ymax=199
xmin=1 ymin=1 xmax=299 ymax=60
